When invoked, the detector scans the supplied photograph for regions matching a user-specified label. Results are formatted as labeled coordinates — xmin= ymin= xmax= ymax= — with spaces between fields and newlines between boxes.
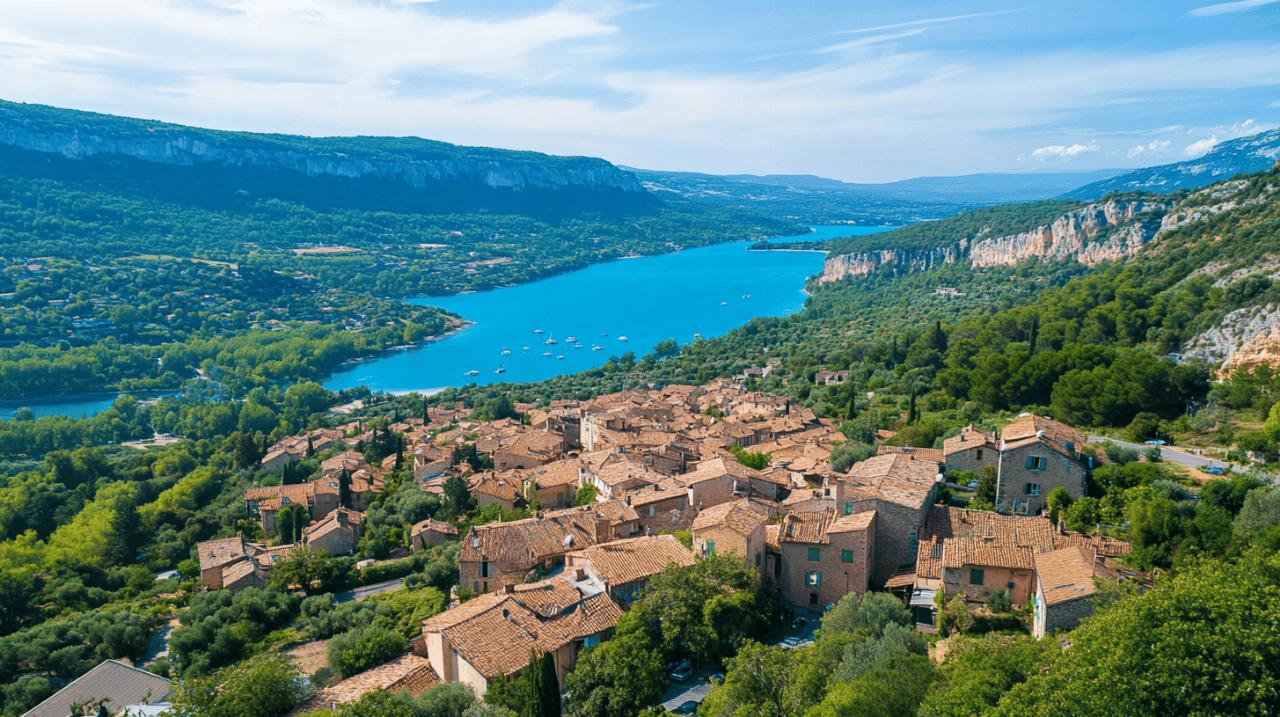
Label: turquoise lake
xmin=0 ymin=225 xmax=890 ymax=418
xmin=324 ymin=224 xmax=890 ymax=395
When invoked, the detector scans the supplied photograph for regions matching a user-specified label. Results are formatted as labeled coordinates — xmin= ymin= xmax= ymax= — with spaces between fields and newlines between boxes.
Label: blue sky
xmin=0 ymin=0 xmax=1278 ymax=181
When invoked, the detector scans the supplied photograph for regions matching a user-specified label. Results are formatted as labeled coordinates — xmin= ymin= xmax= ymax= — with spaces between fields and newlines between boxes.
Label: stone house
xmin=768 ymin=509 xmax=875 ymax=611
xmin=996 ymin=414 xmax=1088 ymax=514
xmin=835 ymin=453 xmax=941 ymax=586
xmin=691 ymin=499 xmax=769 ymax=578
xmin=302 ymin=507 xmax=363 ymax=556
xmin=411 ymin=519 xmax=459 ymax=551
xmin=524 ymin=459 xmax=581 ymax=509
xmin=564 ymin=535 xmax=696 ymax=604
xmin=625 ymin=486 xmax=694 ymax=534
xmin=243 ymin=480 xmax=340 ymax=538
xmin=942 ymin=425 xmax=998 ymax=475
xmin=421 ymin=578 xmax=622 ymax=698
xmin=1032 ymin=545 xmax=1099 ymax=639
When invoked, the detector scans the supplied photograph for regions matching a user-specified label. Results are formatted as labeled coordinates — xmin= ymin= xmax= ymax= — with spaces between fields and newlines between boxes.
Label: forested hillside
xmin=0 ymin=101 xmax=802 ymax=399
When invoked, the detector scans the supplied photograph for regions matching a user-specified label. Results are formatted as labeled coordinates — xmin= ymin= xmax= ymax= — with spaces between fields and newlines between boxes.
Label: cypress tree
xmin=536 ymin=651 xmax=560 ymax=717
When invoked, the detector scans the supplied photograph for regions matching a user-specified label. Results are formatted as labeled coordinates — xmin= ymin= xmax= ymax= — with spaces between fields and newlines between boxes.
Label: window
xmin=1025 ymin=455 xmax=1047 ymax=471
xmin=705 ymin=540 xmax=716 ymax=557
xmin=932 ymin=542 xmax=943 ymax=559
xmin=1024 ymin=483 xmax=1041 ymax=497
xmin=480 ymin=561 xmax=491 ymax=578
xmin=976 ymin=449 xmax=984 ymax=461
xmin=809 ymin=593 xmax=818 ymax=606
xmin=969 ymin=568 xmax=985 ymax=586
xmin=944 ymin=568 xmax=960 ymax=583
xmin=842 ymin=502 xmax=853 ymax=516
xmin=807 ymin=547 xmax=821 ymax=561
xmin=806 ymin=571 xmax=822 ymax=587
xmin=841 ymin=549 xmax=854 ymax=564
xmin=908 ymin=530 xmax=919 ymax=555
xmin=648 ymin=506 xmax=656 ymax=517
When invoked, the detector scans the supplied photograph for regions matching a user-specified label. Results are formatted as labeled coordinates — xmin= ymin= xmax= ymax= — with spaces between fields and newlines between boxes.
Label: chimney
xmin=504 ymin=583 xmax=516 ymax=594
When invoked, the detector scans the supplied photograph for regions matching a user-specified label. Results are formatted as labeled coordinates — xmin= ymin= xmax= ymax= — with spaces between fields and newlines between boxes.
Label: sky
xmin=0 ymin=0 xmax=1278 ymax=182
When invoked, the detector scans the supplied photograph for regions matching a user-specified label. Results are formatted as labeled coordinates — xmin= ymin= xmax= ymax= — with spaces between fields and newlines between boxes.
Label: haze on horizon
xmin=0 ymin=0 xmax=1278 ymax=183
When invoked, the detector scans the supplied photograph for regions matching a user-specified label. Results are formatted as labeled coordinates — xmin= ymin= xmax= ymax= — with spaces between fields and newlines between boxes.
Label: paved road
xmin=334 ymin=577 xmax=406 ymax=603
xmin=1088 ymin=435 xmax=1236 ymax=473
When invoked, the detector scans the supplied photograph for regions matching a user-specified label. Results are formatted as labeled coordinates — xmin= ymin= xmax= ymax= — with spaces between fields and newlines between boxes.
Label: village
xmin=189 ymin=377 xmax=1141 ymax=711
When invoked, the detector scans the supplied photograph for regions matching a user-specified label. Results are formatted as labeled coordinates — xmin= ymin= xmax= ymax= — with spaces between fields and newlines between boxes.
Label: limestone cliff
xmin=0 ymin=99 xmax=644 ymax=195
xmin=819 ymin=198 xmax=1163 ymax=283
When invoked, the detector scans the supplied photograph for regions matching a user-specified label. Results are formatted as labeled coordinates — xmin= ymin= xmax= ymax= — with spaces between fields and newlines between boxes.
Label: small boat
xmin=532 ymin=328 xmax=544 ymax=334
xmin=522 ymin=346 xmax=530 ymax=351
xmin=494 ymin=366 xmax=506 ymax=375
xmin=500 ymin=348 xmax=511 ymax=356
xmin=618 ymin=336 xmax=629 ymax=342
xmin=566 ymin=336 xmax=578 ymax=344
xmin=601 ymin=331 xmax=609 ymax=337
xmin=720 ymin=300 xmax=728 ymax=306
xmin=592 ymin=345 xmax=603 ymax=351
xmin=742 ymin=293 xmax=752 ymax=299
xmin=545 ymin=337 xmax=557 ymax=345
xmin=465 ymin=369 xmax=480 ymax=376
xmin=542 ymin=351 xmax=553 ymax=357
xmin=557 ymin=354 xmax=566 ymax=360
xmin=574 ymin=343 xmax=584 ymax=349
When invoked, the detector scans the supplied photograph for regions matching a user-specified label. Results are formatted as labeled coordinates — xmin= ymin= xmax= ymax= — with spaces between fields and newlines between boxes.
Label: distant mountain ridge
xmin=1064 ymin=128 xmax=1280 ymax=199
xmin=0 ymin=99 xmax=645 ymax=203
xmin=721 ymin=169 xmax=1126 ymax=203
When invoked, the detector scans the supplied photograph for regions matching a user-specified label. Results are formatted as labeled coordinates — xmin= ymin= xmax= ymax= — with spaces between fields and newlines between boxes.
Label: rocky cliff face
xmin=819 ymin=198 xmax=1163 ymax=283
xmin=968 ymin=199 xmax=1162 ymax=268
xmin=0 ymin=102 xmax=644 ymax=194
xmin=819 ymin=245 xmax=960 ymax=282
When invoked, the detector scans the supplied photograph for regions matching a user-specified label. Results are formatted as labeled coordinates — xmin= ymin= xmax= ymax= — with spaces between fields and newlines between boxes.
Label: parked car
xmin=668 ymin=660 xmax=692 ymax=683
xmin=1145 ymin=439 xmax=1167 ymax=446
xmin=673 ymin=701 xmax=700 ymax=715
xmin=1204 ymin=465 xmax=1227 ymax=475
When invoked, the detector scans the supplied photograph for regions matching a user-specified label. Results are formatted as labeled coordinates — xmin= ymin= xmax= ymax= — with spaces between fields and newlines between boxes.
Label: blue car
xmin=1204 ymin=465 xmax=1227 ymax=475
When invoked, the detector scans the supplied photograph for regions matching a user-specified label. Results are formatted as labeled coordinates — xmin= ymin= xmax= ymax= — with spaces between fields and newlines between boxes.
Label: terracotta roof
xmin=943 ymin=426 xmax=997 ymax=455
xmin=692 ymin=499 xmax=769 ymax=537
xmin=303 ymin=654 xmax=438 ymax=709
xmin=569 ymin=535 xmax=695 ymax=588
xmin=625 ymin=486 xmax=687 ymax=507
xmin=425 ymin=579 xmax=623 ymax=679
xmin=915 ymin=507 xmax=1129 ymax=581
xmin=841 ymin=453 xmax=939 ymax=510
xmin=943 ymin=536 xmax=1035 ymax=571
xmin=529 ymin=459 xmax=582 ymax=488
xmin=22 ymin=660 xmax=171 ymax=717
xmin=780 ymin=510 xmax=836 ymax=544
xmin=411 ymin=518 xmax=459 ymax=538
xmin=876 ymin=445 xmax=946 ymax=464
xmin=196 ymin=536 xmax=251 ymax=571
xmin=1001 ymin=414 xmax=1084 ymax=458
xmin=828 ymin=510 xmax=876 ymax=534
xmin=1035 ymin=545 xmax=1098 ymax=606
xmin=467 ymin=472 xmax=526 ymax=503
xmin=302 ymin=507 xmax=363 ymax=545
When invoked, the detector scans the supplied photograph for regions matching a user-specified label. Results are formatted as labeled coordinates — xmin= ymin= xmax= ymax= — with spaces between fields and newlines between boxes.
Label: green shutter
xmin=841 ymin=549 xmax=854 ymax=563
xmin=807 ymin=546 xmax=821 ymax=561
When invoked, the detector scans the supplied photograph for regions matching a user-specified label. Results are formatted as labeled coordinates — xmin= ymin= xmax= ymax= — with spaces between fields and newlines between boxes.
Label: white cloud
xmin=1185 ymin=136 xmax=1219 ymax=156
xmin=1127 ymin=139 xmax=1171 ymax=158
xmin=832 ymin=9 xmax=1025 ymax=35
xmin=0 ymin=3 xmax=1278 ymax=180
xmin=1190 ymin=0 xmax=1280 ymax=17
xmin=1032 ymin=141 xmax=1100 ymax=160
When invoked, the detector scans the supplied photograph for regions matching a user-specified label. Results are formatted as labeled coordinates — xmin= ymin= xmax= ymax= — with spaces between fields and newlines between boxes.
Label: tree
xmin=808 ymin=655 xmax=935 ymax=717
xmin=270 ymin=546 xmax=343 ymax=594
xmin=574 ymin=484 xmax=597 ymax=506
xmin=442 ymin=476 xmax=475 ymax=518
xmin=170 ymin=653 xmax=307 ymax=717
xmin=1233 ymin=485 xmax=1280 ymax=543
xmin=1063 ymin=497 xmax=1101 ymax=534
xmin=276 ymin=503 xmax=309 ymax=544
xmin=327 ymin=626 xmax=410 ymax=679
xmin=938 ymin=594 xmax=972 ymax=637
xmin=417 ymin=682 xmax=478 ymax=717
xmin=700 ymin=640 xmax=795 ymax=717
xmin=993 ymin=550 xmax=1280 ymax=716
xmin=919 ymin=634 xmax=1055 ymax=717
xmin=534 ymin=651 xmax=561 ymax=717
xmin=1046 ymin=486 xmax=1073 ymax=526
xmin=563 ymin=633 xmax=664 ymax=717
xmin=728 ymin=444 xmax=771 ymax=471
xmin=974 ymin=466 xmax=997 ymax=507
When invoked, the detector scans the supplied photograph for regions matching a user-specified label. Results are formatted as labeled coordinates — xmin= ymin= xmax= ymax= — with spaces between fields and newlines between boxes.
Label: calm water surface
xmin=2 ymin=225 xmax=892 ymax=417
xmin=324 ymin=225 xmax=891 ymax=395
